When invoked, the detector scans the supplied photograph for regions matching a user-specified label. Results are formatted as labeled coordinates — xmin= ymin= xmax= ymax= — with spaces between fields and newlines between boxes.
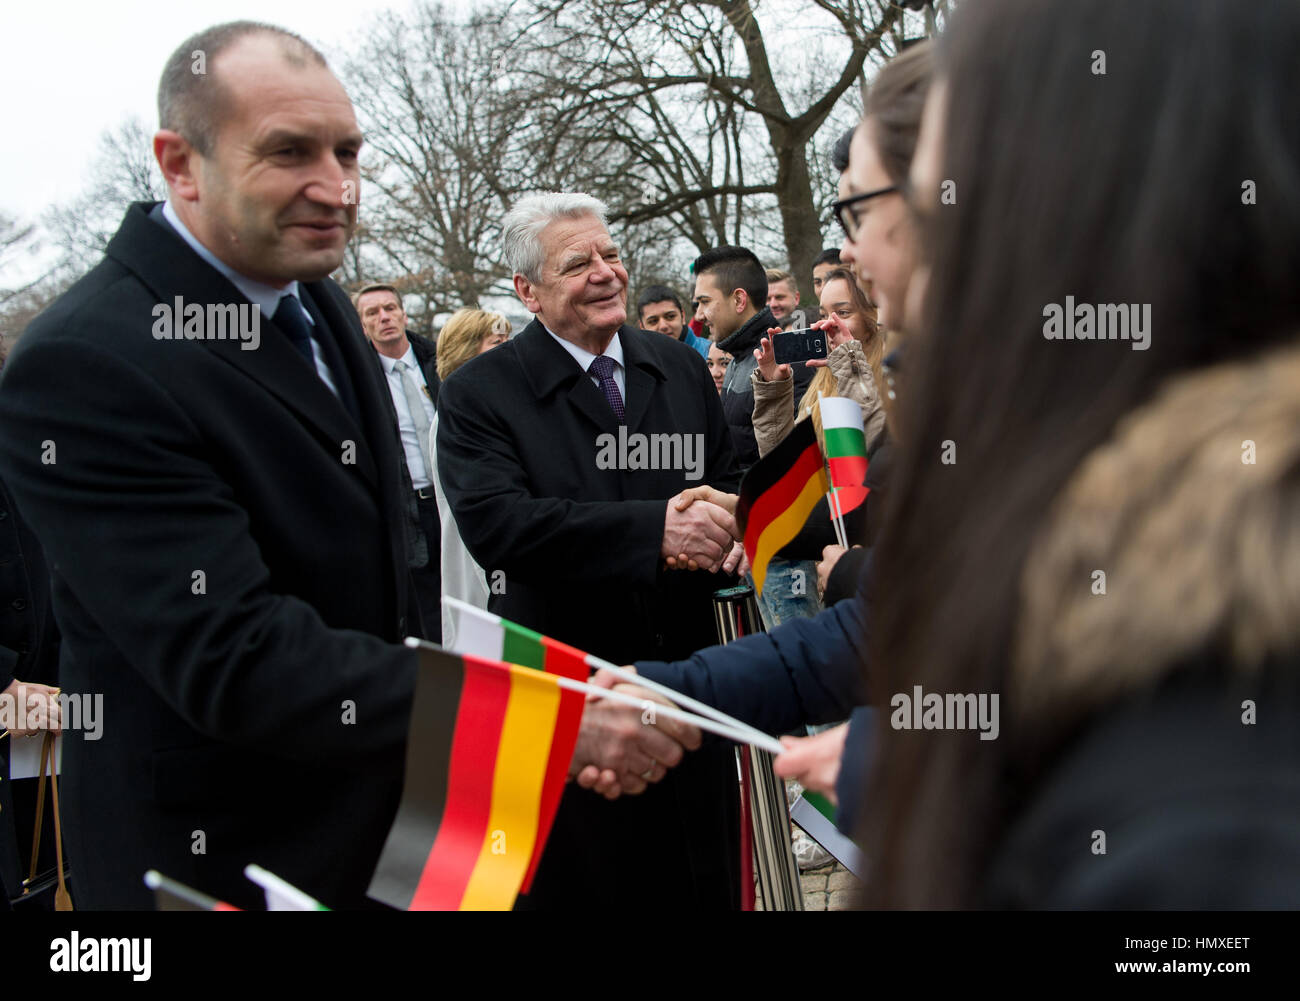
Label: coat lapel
xmin=107 ymin=203 xmax=380 ymax=491
xmin=618 ymin=327 xmax=667 ymax=435
xmin=515 ymin=320 xmax=620 ymax=435
xmin=304 ymin=278 xmax=411 ymax=625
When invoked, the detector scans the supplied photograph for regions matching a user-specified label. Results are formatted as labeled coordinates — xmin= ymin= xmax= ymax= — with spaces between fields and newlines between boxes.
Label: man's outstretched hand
xmin=661 ymin=493 xmax=737 ymax=573
xmin=570 ymin=668 xmax=702 ymax=800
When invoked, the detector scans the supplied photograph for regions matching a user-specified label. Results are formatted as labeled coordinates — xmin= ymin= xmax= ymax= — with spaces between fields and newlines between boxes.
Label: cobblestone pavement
xmin=752 ymin=822 xmax=861 ymax=911
xmin=797 ymin=857 xmax=860 ymax=911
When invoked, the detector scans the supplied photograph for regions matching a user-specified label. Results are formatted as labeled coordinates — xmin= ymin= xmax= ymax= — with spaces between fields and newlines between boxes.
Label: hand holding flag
xmin=569 ymin=678 xmax=701 ymax=797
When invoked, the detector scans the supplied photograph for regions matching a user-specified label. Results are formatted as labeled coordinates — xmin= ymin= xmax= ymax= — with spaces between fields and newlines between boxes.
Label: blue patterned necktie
xmin=588 ymin=355 xmax=625 ymax=423
xmin=274 ymin=294 xmax=317 ymax=368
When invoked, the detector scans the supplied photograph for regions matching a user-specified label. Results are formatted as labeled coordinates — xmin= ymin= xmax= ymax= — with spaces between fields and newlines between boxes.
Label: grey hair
xmin=501 ymin=192 xmax=610 ymax=284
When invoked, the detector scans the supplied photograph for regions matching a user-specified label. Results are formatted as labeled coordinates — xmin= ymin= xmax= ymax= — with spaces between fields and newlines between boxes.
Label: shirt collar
xmin=163 ymin=200 xmax=308 ymax=325
xmin=543 ymin=324 xmax=624 ymax=374
xmin=378 ymin=343 xmax=418 ymax=375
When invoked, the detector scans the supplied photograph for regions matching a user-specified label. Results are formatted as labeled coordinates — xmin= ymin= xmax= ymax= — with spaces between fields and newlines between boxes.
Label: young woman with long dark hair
xmin=865 ymin=0 xmax=1300 ymax=908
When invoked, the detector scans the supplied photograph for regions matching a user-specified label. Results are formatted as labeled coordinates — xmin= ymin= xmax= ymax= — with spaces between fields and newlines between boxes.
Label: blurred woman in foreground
xmin=865 ymin=0 xmax=1300 ymax=907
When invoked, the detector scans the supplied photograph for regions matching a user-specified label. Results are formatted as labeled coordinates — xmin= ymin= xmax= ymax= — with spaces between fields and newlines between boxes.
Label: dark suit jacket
xmin=409 ymin=331 xmax=440 ymax=407
xmin=0 ymin=478 xmax=60 ymax=692
xmin=0 ymin=477 xmax=62 ymax=902
xmin=0 ymin=202 xmax=419 ymax=910
xmin=437 ymin=319 xmax=744 ymax=908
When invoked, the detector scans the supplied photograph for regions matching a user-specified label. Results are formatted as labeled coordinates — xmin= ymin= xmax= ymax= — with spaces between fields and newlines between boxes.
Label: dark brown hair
xmin=863 ymin=40 xmax=934 ymax=188
xmin=863 ymin=0 xmax=1300 ymax=907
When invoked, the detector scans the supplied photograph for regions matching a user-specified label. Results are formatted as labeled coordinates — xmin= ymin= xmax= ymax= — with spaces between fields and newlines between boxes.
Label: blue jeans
xmin=754 ymin=557 xmax=823 ymax=630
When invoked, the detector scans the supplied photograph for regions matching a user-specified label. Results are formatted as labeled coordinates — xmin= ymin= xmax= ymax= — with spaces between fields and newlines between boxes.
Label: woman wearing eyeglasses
xmin=865 ymin=0 xmax=1300 ymax=909
xmin=804 ymin=42 xmax=934 ymax=606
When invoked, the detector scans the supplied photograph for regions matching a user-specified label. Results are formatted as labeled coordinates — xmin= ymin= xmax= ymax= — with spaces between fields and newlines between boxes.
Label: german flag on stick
xmin=369 ymin=642 xmax=786 ymax=910
xmin=440 ymin=601 xmax=588 ymax=895
xmin=736 ymin=418 xmax=829 ymax=597
xmin=368 ymin=646 xmax=579 ymax=911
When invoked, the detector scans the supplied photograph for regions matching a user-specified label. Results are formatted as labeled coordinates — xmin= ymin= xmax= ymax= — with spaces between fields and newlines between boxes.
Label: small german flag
xmin=442 ymin=602 xmax=588 ymax=894
xmin=367 ymin=647 xmax=583 ymax=911
xmin=736 ymin=419 xmax=829 ymax=596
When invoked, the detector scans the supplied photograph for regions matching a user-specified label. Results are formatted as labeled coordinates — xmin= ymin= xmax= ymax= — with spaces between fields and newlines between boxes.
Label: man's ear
xmin=155 ymin=130 xmax=200 ymax=203
xmin=733 ymin=289 xmax=749 ymax=314
xmin=514 ymin=274 xmax=542 ymax=314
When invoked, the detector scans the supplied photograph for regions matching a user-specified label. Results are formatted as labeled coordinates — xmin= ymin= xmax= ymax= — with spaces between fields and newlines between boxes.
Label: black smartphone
xmin=772 ymin=327 xmax=827 ymax=365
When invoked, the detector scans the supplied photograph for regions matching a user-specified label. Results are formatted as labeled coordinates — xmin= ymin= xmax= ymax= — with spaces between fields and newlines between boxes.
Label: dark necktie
xmin=588 ymin=355 xmax=625 ymax=423
xmin=275 ymin=294 xmax=317 ymax=369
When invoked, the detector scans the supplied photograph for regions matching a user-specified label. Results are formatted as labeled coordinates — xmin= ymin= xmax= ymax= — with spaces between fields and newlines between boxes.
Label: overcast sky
xmin=1 ymin=0 xmax=478 ymax=224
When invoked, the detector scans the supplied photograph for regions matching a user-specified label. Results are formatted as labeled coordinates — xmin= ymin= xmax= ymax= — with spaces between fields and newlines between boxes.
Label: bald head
xmin=158 ymin=21 xmax=327 ymax=156
xmin=152 ymin=21 xmax=361 ymax=287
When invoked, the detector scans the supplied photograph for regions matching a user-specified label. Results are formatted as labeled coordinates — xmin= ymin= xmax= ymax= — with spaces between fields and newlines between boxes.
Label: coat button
xmin=11 ymin=598 xmax=26 ymax=611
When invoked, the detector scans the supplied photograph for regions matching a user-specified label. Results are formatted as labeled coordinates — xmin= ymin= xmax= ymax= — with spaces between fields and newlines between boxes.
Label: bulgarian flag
xmin=443 ymin=599 xmax=588 ymax=894
xmin=818 ymin=395 xmax=869 ymax=517
xmin=367 ymin=647 xmax=583 ymax=911
xmin=736 ymin=418 xmax=829 ymax=596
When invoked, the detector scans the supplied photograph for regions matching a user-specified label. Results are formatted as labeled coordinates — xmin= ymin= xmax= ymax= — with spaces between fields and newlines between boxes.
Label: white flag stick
xmin=828 ymin=480 xmax=849 ymax=550
xmin=817 ymin=392 xmax=851 ymax=550
xmin=405 ymin=637 xmax=786 ymax=755
xmin=577 ymin=649 xmax=783 ymax=752
xmin=441 ymin=596 xmax=778 ymax=751
xmin=244 ymin=864 xmax=327 ymax=911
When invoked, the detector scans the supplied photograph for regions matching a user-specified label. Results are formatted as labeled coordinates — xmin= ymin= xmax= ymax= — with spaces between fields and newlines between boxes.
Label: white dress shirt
xmin=162 ymin=201 xmax=339 ymax=396
xmin=544 ymin=326 xmax=626 ymax=401
xmin=378 ymin=344 xmax=437 ymax=488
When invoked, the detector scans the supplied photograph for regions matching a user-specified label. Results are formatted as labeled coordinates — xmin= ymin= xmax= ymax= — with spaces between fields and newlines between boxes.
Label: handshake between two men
xmin=567 ymin=484 xmax=744 ymax=800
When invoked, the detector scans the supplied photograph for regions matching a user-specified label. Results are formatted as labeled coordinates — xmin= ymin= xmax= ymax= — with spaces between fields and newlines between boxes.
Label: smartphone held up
xmin=772 ymin=328 xmax=828 ymax=366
